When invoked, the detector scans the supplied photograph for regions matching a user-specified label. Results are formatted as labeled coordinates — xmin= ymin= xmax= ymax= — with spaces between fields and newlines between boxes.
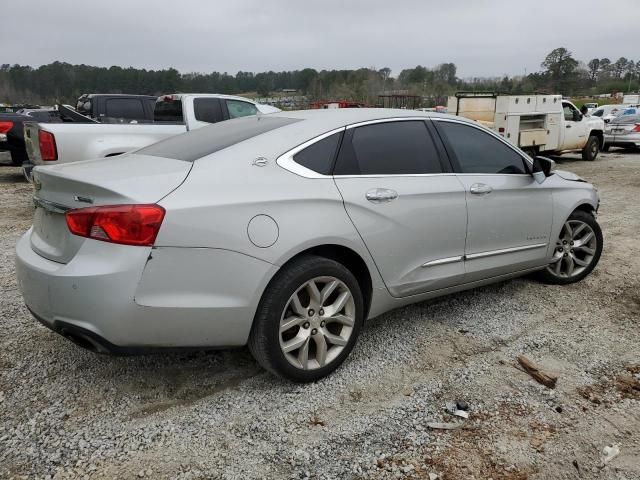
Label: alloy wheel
xmin=279 ymin=276 xmax=355 ymax=370
xmin=547 ymin=220 xmax=598 ymax=278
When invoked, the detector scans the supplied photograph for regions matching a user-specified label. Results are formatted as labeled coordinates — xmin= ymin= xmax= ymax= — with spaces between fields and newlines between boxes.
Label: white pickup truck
xmin=447 ymin=93 xmax=605 ymax=161
xmin=23 ymin=94 xmax=280 ymax=180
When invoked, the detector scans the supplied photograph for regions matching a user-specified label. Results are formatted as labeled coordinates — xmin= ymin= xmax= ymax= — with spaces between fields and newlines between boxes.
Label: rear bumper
xmin=16 ymin=231 xmax=278 ymax=350
xmin=604 ymin=133 xmax=640 ymax=148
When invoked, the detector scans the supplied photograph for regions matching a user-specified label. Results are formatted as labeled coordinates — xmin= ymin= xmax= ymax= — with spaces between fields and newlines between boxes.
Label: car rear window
xmin=137 ymin=115 xmax=302 ymax=162
xmin=154 ymin=99 xmax=184 ymax=123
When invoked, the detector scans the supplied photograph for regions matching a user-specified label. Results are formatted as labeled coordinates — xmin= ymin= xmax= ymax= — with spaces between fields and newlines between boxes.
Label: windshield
xmin=137 ymin=115 xmax=301 ymax=161
xmin=154 ymin=98 xmax=184 ymax=123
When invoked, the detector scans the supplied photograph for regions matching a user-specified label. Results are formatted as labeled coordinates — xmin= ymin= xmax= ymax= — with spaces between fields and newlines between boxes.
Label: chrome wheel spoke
xmin=297 ymin=337 xmax=310 ymax=369
xmin=563 ymin=221 xmax=573 ymax=238
xmin=283 ymin=335 xmax=308 ymax=353
xmin=572 ymin=255 xmax=589 ymax=267
xmin=314 ymin=334 xmax=328 ymax=367
xmin=329 ymin=314 xmax=354 ymax=327
xmin=324 ymin=290 xmax=351 ymax=317
xmin=575 ymin=245 xmax=595 ymax=255
xmin=306 ymin=280 xmax=322 ymax=306
xmin=320 ymin=280 xmax=339 ymax=304
xmin=323 ymin=331 xmax=348 ymax=346
xmin=280 ymin=315 xmax=305 ymax=333
xmin=290 ymin=292 xmax=307 ymax=316
xmin=574 ymin=231 xmax=594 ymax=248
xmin=565 ymin=255 xmax=575 ymax=276
xmin=571 ymin=223 xmax=587 ymax=239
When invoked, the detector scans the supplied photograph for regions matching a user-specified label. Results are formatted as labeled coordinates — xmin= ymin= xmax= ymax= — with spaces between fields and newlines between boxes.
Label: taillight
xmin=65 ymin=204 xmax=165 ymax=246
xmin=633 ymin=123 xmax=640 ymax=133
xmin=0 ymin=121 xmax=13 ymax=134
xmin=39 ymin=130 xmax=58 ymax=161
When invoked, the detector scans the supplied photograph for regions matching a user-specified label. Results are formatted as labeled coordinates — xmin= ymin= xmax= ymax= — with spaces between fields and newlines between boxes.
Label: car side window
xmin=591 ymin=109 xmax=603 ymax=117
xmin=436 ymin=121 xmax=528 ymax=175
xmin=293 ymin=132 xmax=342 ymax=175
xmin=334 ymin=121 xmax=442 ymax=175
xmin=194 ymin=98 xmax=224 ymax=123
xmin=226 ymin=100 xmax=258 ymax=119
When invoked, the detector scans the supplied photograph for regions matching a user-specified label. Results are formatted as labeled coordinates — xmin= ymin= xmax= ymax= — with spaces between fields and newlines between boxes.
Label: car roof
xmin=266 ymin=108 xmax=459 ymax=133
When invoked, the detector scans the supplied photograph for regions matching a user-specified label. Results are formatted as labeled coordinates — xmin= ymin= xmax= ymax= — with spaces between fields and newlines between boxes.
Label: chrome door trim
xmin=421 ymin=255 xmax=464 ymax=268
xmin=33 ymin=196 xmax=71 ymax=214
xmin=465 ymin=243 xmax=547 ymax=260
xmin=276 ymin=127 xmax=345 ymax=179
xmin=345 ymin=116 xmax=430 ymax=129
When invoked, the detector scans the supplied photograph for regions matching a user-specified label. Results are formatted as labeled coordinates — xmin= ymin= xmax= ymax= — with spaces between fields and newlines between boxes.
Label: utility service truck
xmin=447 ymin=93 xmax=605 ymax=161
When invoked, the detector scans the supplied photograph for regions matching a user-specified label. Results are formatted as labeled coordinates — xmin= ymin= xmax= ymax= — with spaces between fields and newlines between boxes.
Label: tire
xmin=535 ymin=210 xmax=603 ymax=285
xmin=10 ymin=149 xmax=27 ymax=166
xmin=582 ymin=135 xmax=599 ymax=161
xmin=601 ymin=144 xmax=610 ymax=152
xmin=248 ymin=255 xmax=364 ymax=382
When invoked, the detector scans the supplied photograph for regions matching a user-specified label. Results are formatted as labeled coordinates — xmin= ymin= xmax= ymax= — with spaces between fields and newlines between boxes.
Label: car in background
xmin=23 ymin=93 xmax=280 ymax=180
xmin=583 ymin=102 xmax=598 ymax=113
xmin=16 ymin=109 xmax=603 ymax=382
xmin=590 ymin=104 xmax=626 ymax=123
xmin=603 ymin=114 xmax=640 ymax=151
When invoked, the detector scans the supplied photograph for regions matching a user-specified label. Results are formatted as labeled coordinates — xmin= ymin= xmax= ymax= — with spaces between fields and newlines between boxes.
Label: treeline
xmin=1 ymin=48 xmax=638 ymax=106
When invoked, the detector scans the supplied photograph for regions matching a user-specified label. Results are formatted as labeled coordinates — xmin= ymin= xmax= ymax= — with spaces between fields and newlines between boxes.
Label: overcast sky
xmin=3 ymin=0 xmax=638 ymax=78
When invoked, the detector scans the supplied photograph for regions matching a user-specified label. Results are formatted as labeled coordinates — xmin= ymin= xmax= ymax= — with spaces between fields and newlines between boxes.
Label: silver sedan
xmin=603 ymin=114 xmax=640 ymax=151
xmin=16 ymin=109 xmax=603 ymax=382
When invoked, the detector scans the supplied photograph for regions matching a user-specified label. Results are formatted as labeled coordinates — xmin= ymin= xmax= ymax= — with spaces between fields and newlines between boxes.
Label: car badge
xmin=252 ymin=157 xmax=269 ymax=167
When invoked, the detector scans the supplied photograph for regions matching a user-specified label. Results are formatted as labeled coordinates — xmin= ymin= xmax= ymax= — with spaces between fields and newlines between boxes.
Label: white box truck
xmin=447 ymin=93 xmax=605 ymax=161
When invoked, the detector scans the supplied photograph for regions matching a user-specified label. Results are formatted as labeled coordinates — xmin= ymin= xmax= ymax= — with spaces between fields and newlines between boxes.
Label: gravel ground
xmin=1 ymin=150 xmax=639 ymax=480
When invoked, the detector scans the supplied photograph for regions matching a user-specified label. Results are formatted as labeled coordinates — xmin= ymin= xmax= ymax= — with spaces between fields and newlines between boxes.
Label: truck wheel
xmin=582 ymin=136 xmax=599 ymax=161
xmin=10 ymin=149 xmax=27 ymax=166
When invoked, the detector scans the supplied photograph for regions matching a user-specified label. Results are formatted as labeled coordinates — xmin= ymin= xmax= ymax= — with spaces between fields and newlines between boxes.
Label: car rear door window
xmin=226 ymin=100 xmax=258 ymax=118
xmin=293 ymin=132 xmax=342 ymax=175
xmin=104 ymin=99 xmax=145 ymax=121
xmin=194 ymin=98 xmax=224 ymax=124
xmin=436 ymin=121 xmax=528 ymax=174
xmin=334 ymin=121 xmax=442 ymax=175
xmin=154 ymin=98 xmax=184 ymax=123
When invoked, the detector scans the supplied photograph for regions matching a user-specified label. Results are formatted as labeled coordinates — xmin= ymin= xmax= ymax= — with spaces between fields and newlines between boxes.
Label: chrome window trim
xmin=345 ymin=116 xmax=430 ymax=130
xmin=465 ymin=243 xmax=547 ymax=260
xmin=421 ymin=255 xmax=463 ymax=268
xmin=33 ymin=196 xmax=71 ymax=214
xmin=431 ymin=117 xmax=535 ymax=170
xmin=276 ymin=127 xmax=345 ymax=179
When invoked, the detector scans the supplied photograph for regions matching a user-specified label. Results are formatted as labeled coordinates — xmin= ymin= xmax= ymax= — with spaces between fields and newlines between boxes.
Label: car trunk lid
xmin=30 ymin=154 xmax=192 ymax=263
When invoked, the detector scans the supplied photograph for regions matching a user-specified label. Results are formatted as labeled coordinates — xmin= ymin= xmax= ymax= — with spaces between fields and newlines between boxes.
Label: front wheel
xmin=582 ymin=135 xmax=600 ymax=161
xmin=248 ymin=255 xmax=364 ymax=382
xmin=535 ymin=210 xmax=603 ymax=285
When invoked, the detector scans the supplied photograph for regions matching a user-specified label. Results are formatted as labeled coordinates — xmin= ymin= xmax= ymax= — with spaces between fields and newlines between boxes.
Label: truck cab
xmin=447 ymin=93 xmax=605 ymax=161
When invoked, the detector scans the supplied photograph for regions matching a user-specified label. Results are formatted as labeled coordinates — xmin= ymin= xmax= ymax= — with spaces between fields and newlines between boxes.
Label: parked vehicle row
xmin=447 ymin=93 xmax=605 ymax=161
xmin=22 ymin=93 xmax=280 ymax=180
xmin=16 ymin=108 xmax=603 ymax=382
xmin=0 ymin=110 xmax=62 ymax=166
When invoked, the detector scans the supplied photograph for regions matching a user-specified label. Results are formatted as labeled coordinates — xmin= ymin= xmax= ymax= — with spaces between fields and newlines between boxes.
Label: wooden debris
xmin=517 ymin=355 xmax=558 ymax=389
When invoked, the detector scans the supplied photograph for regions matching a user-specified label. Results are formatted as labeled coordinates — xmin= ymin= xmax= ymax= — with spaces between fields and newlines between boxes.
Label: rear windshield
xmin=611 ymin=114 xmax=640 ymax=124
xmin=154 ymin=99 xmax=184 ymax=123
xmin=138 ymin=115 xmax=301 ymax=161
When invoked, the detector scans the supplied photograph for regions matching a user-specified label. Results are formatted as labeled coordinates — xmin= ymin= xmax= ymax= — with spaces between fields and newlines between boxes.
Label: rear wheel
xmin=535 ymin=210 xmax=602 ymax=285
xmin=10 ymin=149 xmax=27 ymax=166
xmin=582 ymin=135 xmax=600 ymax=161
xmin=248 ymin=255 xmax=364 ymax=382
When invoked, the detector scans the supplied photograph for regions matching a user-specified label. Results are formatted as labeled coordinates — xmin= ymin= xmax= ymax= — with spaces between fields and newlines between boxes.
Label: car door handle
xmin=566 ymin=125 xmax=572 ymax=128
xmin=469 ymin=183 xmax=493 ymax=195
xmin=366 ymin=188 xmax=398 ymax=203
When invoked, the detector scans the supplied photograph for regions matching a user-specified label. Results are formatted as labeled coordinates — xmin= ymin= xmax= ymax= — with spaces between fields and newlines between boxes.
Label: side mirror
xmin=532 ymin=156 xmax=555 ymax=184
